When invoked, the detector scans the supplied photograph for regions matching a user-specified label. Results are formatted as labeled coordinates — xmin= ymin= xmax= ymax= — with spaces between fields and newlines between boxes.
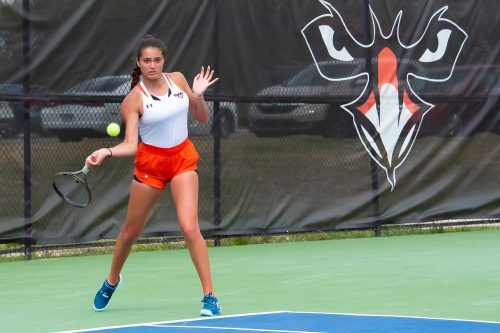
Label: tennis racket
xmin=53 ymin=164 xmax=91 ymax=208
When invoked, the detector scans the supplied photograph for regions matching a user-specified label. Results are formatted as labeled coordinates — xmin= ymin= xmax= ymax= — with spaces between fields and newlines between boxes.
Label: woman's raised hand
xmin=192 ymin=66 xmax=219 ymax=98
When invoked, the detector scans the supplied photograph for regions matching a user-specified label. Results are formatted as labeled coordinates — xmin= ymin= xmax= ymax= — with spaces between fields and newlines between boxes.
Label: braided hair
xmin=130 ymin=35 xmax=168 ymax=91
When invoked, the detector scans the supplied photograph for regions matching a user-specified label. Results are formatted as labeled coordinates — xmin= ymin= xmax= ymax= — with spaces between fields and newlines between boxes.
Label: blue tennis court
xmin=56 ymin=311 xmax=500 ymax=333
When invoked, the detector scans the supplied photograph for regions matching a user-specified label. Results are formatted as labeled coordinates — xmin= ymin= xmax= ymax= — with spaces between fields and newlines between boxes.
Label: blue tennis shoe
xmin=93 ymin=274 xmax=121 ymax=311
xmin=200 ymin=292 xmax=222 ymax=316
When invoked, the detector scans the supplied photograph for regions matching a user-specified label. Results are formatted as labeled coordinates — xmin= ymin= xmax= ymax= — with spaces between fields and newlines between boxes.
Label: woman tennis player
xmin=85 ymin=35 xmax=221 ymax=316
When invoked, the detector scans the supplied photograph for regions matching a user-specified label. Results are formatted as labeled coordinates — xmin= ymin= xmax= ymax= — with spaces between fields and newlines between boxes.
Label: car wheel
xmin=253 ymin=130 xmax=267 ymax=137
xmin=219 ymin=109 xmax=235 ymax=137
xmin=0 ymin=124 xmax=21 ymax=138
xmin=253 ymin=130 xmax=286 ymax=137
xmin=35 ymin=129 xmax=51 ymax=137
xmin=120 ymin=122 xmax=126 ymax=138
xmin=56 ymin=133 xmax=84 ymax=142
xmin=442 ymin=113 xmax=463 ymax=137
xmin=322 ymin=110 xmax=347 ymax=138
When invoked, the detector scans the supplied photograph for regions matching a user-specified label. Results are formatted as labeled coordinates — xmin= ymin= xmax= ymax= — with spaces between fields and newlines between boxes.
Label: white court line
xmin=52 ymin=310 xmax=500 ymax=332
xmin=149 ymin=324 xmax=326 ymax=333
xmin=52 ymin=311 xmax=286 ymax=333
xmin=285 ymin=311 xmax=500 ymax=325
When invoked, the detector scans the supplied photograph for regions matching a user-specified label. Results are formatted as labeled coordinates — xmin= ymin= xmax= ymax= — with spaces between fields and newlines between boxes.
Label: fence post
xmin=212 ymin=0 xmax=222 ymax=247
xmin=361 ymin=0 xmax=382 ymax=237
xmin=22 ymin=0 xmax=33 ymax=260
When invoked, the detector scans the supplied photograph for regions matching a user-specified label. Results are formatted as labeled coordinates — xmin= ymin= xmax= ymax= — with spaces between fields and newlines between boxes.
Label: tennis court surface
xmin=56 ymin=311 xmax=500 ymax=333
xmin=3 ymin=230 xmax=500 ymax=332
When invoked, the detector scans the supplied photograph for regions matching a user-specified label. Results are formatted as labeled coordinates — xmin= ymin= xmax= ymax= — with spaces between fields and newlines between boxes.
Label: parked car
xmin=40 ymin=75 xmax=238 ymax=141
xmin=0 ymin=96 xmax=16 ymax=137
xmin=409 ymin=65 xmax=500 ymax=136
xmin=249 ymin=61 xmax=500 ymax=138
xmin=188 ymin=101 xmax=238 ymax=137
xmin=0 ymin=83 xmax=49 ymax=138
xmin=40 ymin=75 xmax=129 ymax=141
xmin=248 ymin=61 xmax=363 ymax=137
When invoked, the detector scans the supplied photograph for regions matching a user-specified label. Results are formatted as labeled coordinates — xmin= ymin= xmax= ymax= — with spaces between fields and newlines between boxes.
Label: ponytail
xmin=130 ymin=65 xmax=141 ymax=91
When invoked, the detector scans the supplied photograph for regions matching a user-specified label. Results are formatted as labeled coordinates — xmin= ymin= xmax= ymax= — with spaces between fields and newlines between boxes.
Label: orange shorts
xmin=133 ymin=138 xmax=200 ymax=190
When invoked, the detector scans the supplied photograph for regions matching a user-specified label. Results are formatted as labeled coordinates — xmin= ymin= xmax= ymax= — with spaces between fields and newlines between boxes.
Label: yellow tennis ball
xmin=106 ymin=122 xmax=120 ymax=137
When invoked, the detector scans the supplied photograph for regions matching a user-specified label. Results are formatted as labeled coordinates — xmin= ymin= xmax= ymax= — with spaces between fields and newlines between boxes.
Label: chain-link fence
xmin=1 ymin=0 xmax=500 ymax=259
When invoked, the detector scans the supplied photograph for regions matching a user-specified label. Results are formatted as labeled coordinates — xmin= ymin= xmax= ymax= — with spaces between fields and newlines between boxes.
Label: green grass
xmin=2 ymin=223 xmax=498 ymax=262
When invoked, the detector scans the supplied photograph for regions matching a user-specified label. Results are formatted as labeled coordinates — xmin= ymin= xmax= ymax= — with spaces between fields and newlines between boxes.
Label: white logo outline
xmin=302 ymin=0 xmax=468 ymax=189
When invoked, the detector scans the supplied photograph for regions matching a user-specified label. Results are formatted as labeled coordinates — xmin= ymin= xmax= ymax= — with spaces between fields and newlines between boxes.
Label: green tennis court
xmin=1 ymin=229 xmax=499 ymax=333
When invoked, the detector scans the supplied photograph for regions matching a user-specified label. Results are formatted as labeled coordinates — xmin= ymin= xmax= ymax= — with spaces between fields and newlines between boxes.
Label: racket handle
xmin=82 ymin=164 xmax=90 ymax=174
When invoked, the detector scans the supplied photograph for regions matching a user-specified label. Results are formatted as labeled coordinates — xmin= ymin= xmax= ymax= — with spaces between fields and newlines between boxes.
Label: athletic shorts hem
xmin=133 ymin=139 xmax=200 ymax=190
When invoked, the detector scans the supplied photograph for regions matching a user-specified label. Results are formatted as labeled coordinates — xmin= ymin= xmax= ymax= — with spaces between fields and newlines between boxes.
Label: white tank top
xmin=137 ymin=74 xmax=189 ymax=148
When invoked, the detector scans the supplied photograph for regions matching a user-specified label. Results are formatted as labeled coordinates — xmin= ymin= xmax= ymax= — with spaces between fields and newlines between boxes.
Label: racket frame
xmin=53 ymin=165 xmax=91 ymax=208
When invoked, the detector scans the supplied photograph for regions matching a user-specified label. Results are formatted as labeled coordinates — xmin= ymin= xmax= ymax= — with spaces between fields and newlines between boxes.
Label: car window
xmin=68 ymin=77 xmax=129 ymax=93
xmin=472 ymin=70 xmax=500 ymax=92
xmin=410 ymin=66 xmax=500 ymax=97
xmin=286 ymin=66 xmax=318 ymax=86
xmin=114 ymin=82 xmax=131 ymax=95
xmin=0 ymin=83 xmax=21 ymax=94
xmin=286 ymin=62 xmax=362 ymax=88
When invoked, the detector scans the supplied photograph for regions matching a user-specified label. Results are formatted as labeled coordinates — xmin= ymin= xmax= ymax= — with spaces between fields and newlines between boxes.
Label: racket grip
xmin=82 ymin=164 xmax=90 ymax=174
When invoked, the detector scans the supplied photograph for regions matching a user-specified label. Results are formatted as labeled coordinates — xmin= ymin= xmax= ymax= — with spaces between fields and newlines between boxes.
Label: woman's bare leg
xmin=107 ymin=180 xmax=163 ymax=285
xmin=170 ymin=171 xmax=214 ymax=295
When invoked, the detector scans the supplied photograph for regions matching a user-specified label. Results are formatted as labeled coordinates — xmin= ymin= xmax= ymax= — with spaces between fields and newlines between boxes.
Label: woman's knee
xmin=120 ymin=224 xmax=143 ymax=242
xmin=180 ymin=223 xmax=202 ymax=242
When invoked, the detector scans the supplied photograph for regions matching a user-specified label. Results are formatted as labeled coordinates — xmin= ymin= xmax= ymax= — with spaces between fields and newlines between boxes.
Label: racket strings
xmin=53 ymin=173 xmax=90 ymax=207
